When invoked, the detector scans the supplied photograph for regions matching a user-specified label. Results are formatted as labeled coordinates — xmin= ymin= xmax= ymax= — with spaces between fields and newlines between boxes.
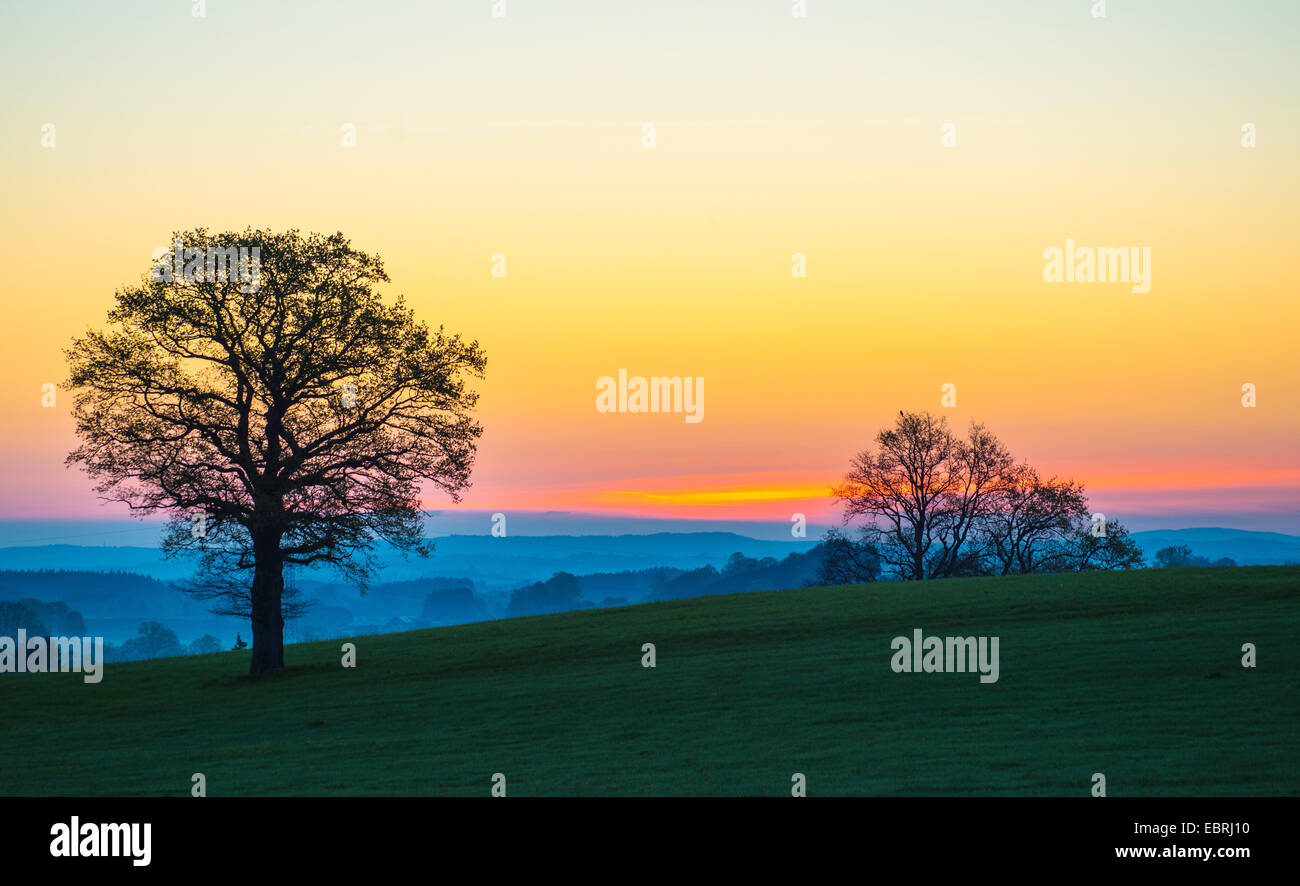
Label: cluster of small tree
xmin=0 ymin=600 xmax=51 ymax=637
xmin=0 ymin=599 xmax=87 ymax=637
xmin=505 ymin=546 xmax=856 ymax=610
xmin=421 ymin=585 xmax=488 ymax=624
xmin=648 ymin=565 xmax=722 ymax=600
xmin=1152 ymin=545 xmax=1236 ymax=568
xmin=649 ymin=549 xmax=827 ymax=601
xmin=100 ymin=623 xmax=226 ymax=662
xmin=292 ymin=605 xmax=354 ymax=641
xmin=826 ymin=411 xmax=1145 ymax=582
xmin=579 ymin=567 xmax=680 ymax=599
xmin=188 ymin=633 xmax=224 ymax=654
xmin=0 ymin=604 xmax=226 ymax=661
xmin=507 ymin=572 xmax=586 ymax=616
xmin=103 ymin=621 xmax=184 ymax=662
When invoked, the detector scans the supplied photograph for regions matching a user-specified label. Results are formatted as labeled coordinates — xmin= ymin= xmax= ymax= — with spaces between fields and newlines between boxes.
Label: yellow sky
xmin=1 ymin=2 xmax=1296 ymax=526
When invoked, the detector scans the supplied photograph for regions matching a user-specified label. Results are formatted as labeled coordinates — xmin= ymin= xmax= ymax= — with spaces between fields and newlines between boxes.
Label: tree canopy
xmin=65 ymin=229 xmax=486 ymax=673
xmin=829 ymin=410 xmax=1142 ymax=580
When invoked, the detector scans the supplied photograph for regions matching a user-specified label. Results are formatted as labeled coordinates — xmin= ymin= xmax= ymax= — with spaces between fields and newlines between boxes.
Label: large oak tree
xmin=65 ymin=229 xmax=486 ymax=675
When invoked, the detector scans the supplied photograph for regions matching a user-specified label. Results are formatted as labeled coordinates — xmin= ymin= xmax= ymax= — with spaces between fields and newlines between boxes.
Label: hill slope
xmin=1131 ymin=528 xmax=1300 ymax=565
xmin=2 ymin=566 xmax=1296 ymax=796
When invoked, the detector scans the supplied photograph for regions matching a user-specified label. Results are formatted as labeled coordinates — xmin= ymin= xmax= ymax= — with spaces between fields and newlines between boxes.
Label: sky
xmin=1 ymin=0 xmax=1297 ymax=536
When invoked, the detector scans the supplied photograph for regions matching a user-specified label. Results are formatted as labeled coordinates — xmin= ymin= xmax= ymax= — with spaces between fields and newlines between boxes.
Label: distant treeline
xmin=1152 ymin=545 xmax=1236 ymax=569
xmin=0 ymin=598 xmax=88 ymax=637
xmin=502 ymin=544 xmax=838 ymax=615
xmin=0 ymin=538 xmax=1245 ymax=660
xmin=0 ymin=600 xmax=220 ymax=662
xmin=0 ymin=569 xmax=185 ymax=616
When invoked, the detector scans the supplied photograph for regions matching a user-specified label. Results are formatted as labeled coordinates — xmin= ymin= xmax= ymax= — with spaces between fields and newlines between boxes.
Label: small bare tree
xmin=831 ymin=411 xmax=958 ymax=580
xmin=981 ymin=464 xmax=1090 ymax=575
xmin=830 ymin=411 xmax=1012 ymax=580
xmin=832 ymin=412 xmax=1144 ymax=579
xmin=929 ymin=421 xmax=1014 ymax=577
xmin=815 ymin=527 xmax=881 ymax=584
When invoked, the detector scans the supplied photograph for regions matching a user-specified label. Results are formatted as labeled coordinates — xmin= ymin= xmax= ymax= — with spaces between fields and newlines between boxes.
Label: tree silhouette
xmin=129 ymin=621 xmax=182 ymax=660
xmin=188 ymin=634 xmax=223 ymax=655
xmin=981 ymin=464 xmax=1089 ymax=575
xmin=65 ymin=229 xmax=486 ymax=675
xmin=0 ymin=601 xmax=48 ymax=638
xmin=830 ymin=411 xmax=1011 ymax=580
xmin=830 ymin=410 xmax=1143 ymax=580
xmin=1154 ymin=544 xmax=1196 ymax=567
xmin=815 ymin=528 xmax=882 ymax=584
xmin=1069 ymin=518 xmax=1144 ymax=571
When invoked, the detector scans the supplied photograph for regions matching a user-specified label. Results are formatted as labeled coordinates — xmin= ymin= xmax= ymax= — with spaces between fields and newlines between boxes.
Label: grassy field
xmin=2 ymin=566 xmax=1296 ymax=796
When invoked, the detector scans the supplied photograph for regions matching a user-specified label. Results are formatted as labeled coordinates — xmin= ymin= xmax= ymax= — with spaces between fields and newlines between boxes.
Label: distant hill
xmin=5 ymin=528 xmax=1297 ymax=648
xmin=0 ymin=568 xmax=187 ymax=616
xmin=5 ymin=527 xmax=1300 ymax=593
xmin=1130 ymin=528 xmax=1300 ymax=566
xmin=0 ymin=533 xmax=820 ymax=586
xmin=0 ymin=545 xmax=196 ymax=580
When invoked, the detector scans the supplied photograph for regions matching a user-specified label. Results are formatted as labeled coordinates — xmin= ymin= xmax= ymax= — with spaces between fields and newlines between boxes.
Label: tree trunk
xmin=249 ymin=539 xmax=285 ymax=676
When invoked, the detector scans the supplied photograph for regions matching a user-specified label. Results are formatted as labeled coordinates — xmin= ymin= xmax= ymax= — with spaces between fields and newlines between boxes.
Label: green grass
xmin=2 ymin=567 xmax=1297 ymax=796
